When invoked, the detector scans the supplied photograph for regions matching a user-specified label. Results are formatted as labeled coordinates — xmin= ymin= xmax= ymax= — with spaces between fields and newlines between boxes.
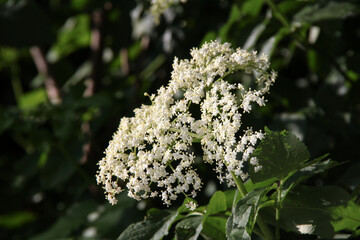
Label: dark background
xmin=0 ymin=0 xmax=359 ymax=239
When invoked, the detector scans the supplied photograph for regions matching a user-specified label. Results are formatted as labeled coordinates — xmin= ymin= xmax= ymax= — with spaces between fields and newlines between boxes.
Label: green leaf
xmin=197 ymin=192 xmax=227 ymax=239
xmin=71 ymin=0 xmax=91 ymax=10
xmin=280 ymin=185 xmax=351 ymax=238
xmin=245 ymin=178 xmax=277 ymax=193
xmin=202 ymin=216 xmax=227 ymax=240
xmin=118 ymin=209 xmax=178 ymax=240
xmin=18 ymin=88 xmax=47 ymax=111
xmin=201 ymin=31 xmax=217 ymax=45
xmin=0 ymin=211 xmax=36 ymax=229
xmin=223 ymin=189 xmax=241 ymax=211
xmin=278 ymin=0 xmax=308 ymax=15
xmin=177 ymin=197 xmax=197 ymax=214
xmin=226 ymin=188 xmax=268 ymax=240
xmin=242 ymin=0 xmax=265 ymax=17
xmin=175 ymin=216 xmax=203 ymax=240
xmin=47 ymin=14 xmax=90 ymax=62
xmin=249 ymin=128 xmax=310 ymax=183
xmin=331 ymin=201 xmax=360 ymax=232
xmin=281 ymin=156 xmax=338 ymax=199
xmin=204 ymin=191 xmax=227 ymax=219
xmin=284 ymin=185 xmax=350 ymax=209
xmin=294 ymin=0 xmax=360 ymax=24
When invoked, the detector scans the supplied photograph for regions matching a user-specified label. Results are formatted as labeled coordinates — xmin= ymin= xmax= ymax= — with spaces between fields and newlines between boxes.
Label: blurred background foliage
xmin=0 ymin=0 xmax=359 ymax=239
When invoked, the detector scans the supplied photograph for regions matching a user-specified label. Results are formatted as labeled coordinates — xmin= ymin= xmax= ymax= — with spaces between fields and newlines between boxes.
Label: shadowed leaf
xmin=250 ymin=128 xmax=310 ymax=183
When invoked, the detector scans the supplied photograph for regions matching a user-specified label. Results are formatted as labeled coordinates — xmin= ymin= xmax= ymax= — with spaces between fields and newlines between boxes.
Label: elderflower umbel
xmin=96 ymin=41 xmax=276 ymax=205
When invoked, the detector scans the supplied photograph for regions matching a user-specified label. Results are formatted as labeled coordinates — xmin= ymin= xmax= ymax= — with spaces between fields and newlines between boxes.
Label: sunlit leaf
xmin=242 ymin=0 xmax=265 ymax=16
xmin=281 ymin=185 xmax=351 ymax=238
xmin=18 ymin=88 xmax=47 ymax=110
xmin=331 ymin=201 xmax=360 ymax=232
xmin=281 ymin=155 xmax=338 ymax=199
xmin=118 ymin=209 xmax=178 ymax=240
xmin=245 ymin=178 xmax=277 ymax=193
xmin=47 ymin=14 xmax=90 ymax=62
xmin=175 ymin=216 xmax=203 ymax=240
xmin=226 ymin=188 xmax=268 ymax=240
xmin=204 ymin=191 xmax=227 ymax=219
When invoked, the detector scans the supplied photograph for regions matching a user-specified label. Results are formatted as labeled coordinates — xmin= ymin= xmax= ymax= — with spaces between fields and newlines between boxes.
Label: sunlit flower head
xmin=96 ymin=41 xmax=276 ymax=205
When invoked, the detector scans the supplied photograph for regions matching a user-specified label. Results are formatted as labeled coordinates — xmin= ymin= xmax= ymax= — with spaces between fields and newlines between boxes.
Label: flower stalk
xmin=231 ymin=172 xmax=274 ymax=240
xmin=275 ymin=181 xmax=283 ymax=240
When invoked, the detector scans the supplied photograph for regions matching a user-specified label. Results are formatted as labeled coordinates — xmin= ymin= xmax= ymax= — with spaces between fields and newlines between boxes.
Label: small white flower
xmin=185 ymin=201 xmax=197 ymax=211
xmin=250 ymin=157 xmax=258 ymax=165
xmin=254 ymin=165 xmax=262 ymax=172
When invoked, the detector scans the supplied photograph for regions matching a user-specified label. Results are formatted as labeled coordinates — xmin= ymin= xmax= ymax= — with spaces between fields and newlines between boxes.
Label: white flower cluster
xmin=185 ymin=201 xmax=197 ymax=211
xmin=96 ymin=41 xmax=276 ymax=206
xmin=150 ymin=0 xmax=186 ymax=23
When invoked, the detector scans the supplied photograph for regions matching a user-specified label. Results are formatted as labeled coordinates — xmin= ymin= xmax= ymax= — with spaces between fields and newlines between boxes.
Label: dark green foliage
xmin=118 ymin=209 xmax=178 ymax=240
xmin=0 ymin=1 xmax=54 ymax=47
xmin=202 ymin=216 xmax=227 ymax=240
xmin=30 ymin=200 xmax=98 ymax=240
xmin=279 ymin=185 xmax=354 ymax=239
xmin=175 ymin=216 xmax=203 ymax=240
xmin=118 ymin=128 xmax=360 ymax=239
xmin=1 ymin=0 xmax=360 ymax=239
xmin=249 ymin=127 xmax=310 ymax=183
xmin=294 ymin=0 xmax=360 ymax=23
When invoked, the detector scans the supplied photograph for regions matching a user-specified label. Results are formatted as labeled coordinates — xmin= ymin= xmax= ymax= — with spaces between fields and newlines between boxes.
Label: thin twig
xmin=83 ymin=8 xmax=105 ymax=97
xmin=275 ymin=183 xmax=282 ymax=240
xmin=120 ymin=48 xmax=130 ymax=75
xmin=81 ymin=5 xmax=108 ymax=164
xmin=30 ymin=46 xmax=62 ymax=105
xmin=230 ymin=172 xmax=274 ymax=240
